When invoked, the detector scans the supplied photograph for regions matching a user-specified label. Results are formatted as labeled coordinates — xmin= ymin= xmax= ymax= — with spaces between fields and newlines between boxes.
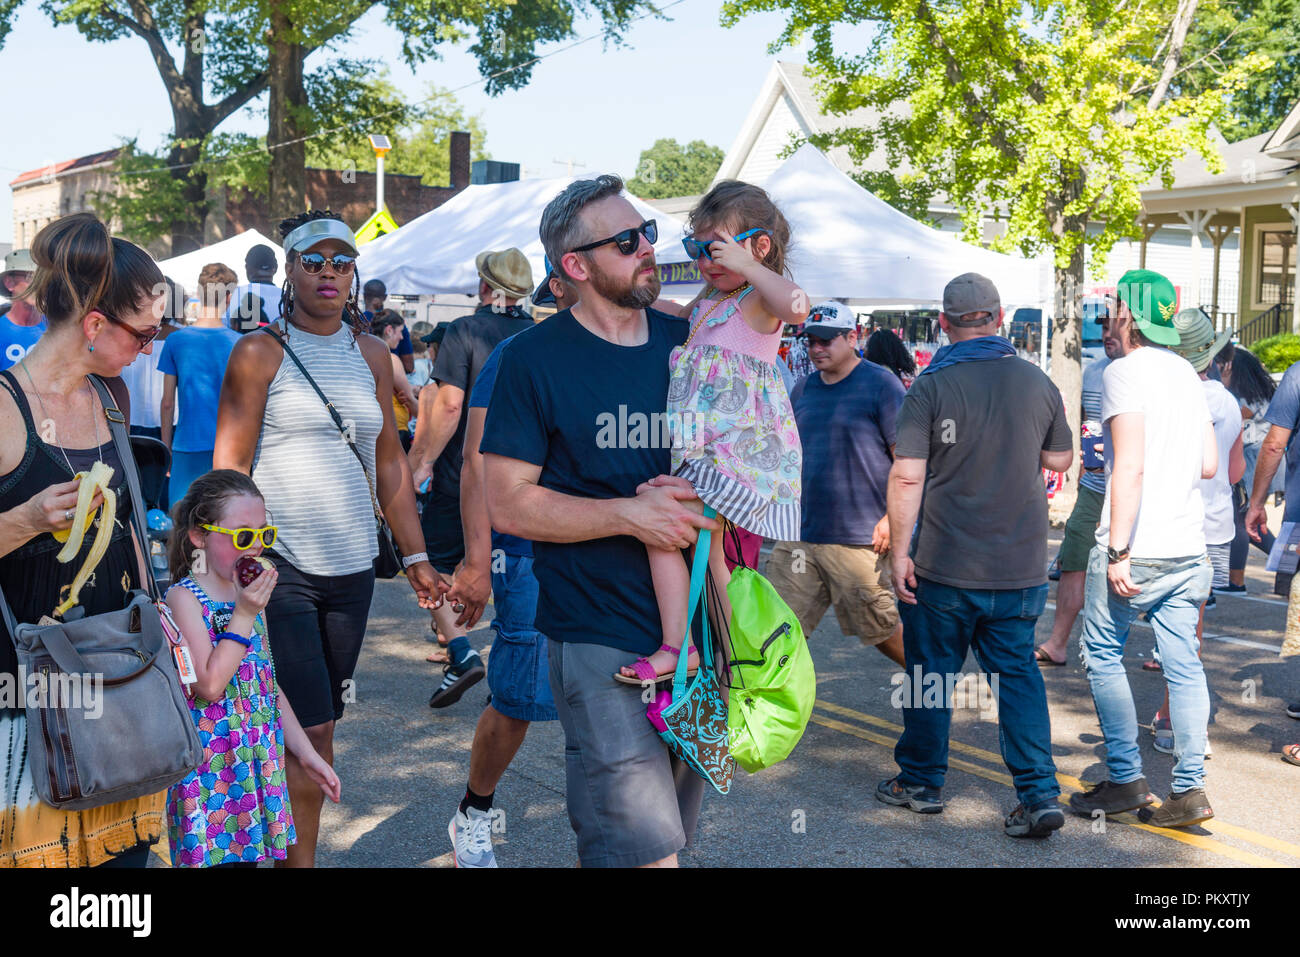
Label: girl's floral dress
xmin=166 ymin=577 xmax=295 ymax=867
xmin=667 ymin=286 xmax=802 ymax=540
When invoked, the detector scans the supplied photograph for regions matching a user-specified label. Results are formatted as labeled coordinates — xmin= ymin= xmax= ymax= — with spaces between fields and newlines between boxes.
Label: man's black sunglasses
xmin=570 ymin=220 xmax=658 ymax=256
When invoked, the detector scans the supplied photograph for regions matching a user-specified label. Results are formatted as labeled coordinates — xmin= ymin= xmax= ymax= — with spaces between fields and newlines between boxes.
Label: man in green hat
xmin=1113 ymin=268 xmax=1181 ymax=345
xmin=1138 ymin=308 xmax=1244 ymax=755
xmin=1071 ymin=269 xmax=1221 ymax=829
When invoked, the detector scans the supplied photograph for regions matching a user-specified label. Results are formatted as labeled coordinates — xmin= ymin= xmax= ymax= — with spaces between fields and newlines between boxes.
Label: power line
xmin=117 ymin=0 xmax=688 ymax=178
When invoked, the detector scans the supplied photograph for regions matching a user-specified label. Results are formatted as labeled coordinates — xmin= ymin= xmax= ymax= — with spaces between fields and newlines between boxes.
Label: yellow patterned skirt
xmin=1 ymin=710 xmax=166 ymax=867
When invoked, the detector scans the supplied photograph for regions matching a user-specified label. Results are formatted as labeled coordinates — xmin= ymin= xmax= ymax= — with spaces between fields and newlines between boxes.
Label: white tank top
xmin=251 ymin=320 xmax=382 ymax=576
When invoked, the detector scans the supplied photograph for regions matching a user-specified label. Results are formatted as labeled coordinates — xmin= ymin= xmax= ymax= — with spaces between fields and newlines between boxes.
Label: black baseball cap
xmin=532 ymin=256 xmax=557 ymax=306
xmin=245 ymin=244 xmax=277 ymax=272
xmin=420 ymin=324 xmax=447 ymax=345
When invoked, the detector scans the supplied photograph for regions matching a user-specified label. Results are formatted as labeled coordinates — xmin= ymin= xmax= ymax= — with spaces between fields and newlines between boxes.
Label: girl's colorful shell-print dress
xmin=668 ymin=286 xmax=802 ymax=540
xmin=166 ymin=577 xmax=295 ymax=867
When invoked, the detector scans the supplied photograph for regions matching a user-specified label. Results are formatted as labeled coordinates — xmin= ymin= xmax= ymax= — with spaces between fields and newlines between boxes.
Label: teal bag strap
xmin=672 ymin=507 xmax=716 ymax=703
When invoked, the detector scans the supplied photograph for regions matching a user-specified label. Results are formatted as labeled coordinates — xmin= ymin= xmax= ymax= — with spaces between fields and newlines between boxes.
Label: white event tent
xmin=156 ymin=228 xmax=284 ymax=292
xmin=357 ymin=176 xmax=691 ymax=296
xmin=761 ymin=144 xmax=1050 ymax=309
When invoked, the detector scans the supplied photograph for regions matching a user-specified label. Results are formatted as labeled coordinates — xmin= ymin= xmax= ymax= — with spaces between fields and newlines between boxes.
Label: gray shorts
xmin=547 ymin=639 xmax=706 ymax=868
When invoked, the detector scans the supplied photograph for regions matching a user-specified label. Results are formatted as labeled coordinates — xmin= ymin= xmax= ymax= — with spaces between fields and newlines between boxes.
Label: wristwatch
xmin=402 ymin=551 xmax=429 ymax=569
xmin=1107 ymin=545 xmax=1130 ymax=564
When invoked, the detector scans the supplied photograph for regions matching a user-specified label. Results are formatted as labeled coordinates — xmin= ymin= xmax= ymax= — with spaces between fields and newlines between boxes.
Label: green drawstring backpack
xmin=720 ymin=526 xmax=816 ymax=773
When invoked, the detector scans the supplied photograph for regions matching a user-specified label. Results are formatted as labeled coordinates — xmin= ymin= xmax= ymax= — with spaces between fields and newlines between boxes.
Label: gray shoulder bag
xmin=0 ymin=376 xmax=202 ymax=810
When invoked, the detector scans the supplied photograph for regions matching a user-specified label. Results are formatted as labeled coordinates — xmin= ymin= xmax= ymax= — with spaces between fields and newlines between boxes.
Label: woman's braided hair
xmin=277 ymin=209 xmax=366 ymax=341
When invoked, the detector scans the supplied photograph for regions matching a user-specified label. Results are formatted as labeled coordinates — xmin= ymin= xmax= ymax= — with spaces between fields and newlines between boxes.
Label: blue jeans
xmin=486 ymin=554 xmax=556 ymax=722
xmin=895 ymin=577 xmax=1058 ymax=807
xmin=1080 ymin=545 xmax=1211 ymax=793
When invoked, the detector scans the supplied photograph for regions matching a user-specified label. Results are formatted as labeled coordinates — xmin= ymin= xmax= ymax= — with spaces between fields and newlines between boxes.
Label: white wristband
xmin=401 ymin=551 xmax=429 ymax=569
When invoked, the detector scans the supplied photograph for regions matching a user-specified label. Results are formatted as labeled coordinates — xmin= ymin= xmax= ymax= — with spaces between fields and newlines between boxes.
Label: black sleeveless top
xmin=0 ymin=370 xmax=140 ymax=695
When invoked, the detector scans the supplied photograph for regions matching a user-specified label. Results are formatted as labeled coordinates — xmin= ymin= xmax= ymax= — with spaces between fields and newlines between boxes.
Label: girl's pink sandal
xmin=614 ymin=644 xmax=699 ymax=685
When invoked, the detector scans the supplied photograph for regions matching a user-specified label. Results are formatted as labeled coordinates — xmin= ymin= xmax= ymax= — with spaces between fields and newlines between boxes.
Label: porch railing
xmin=1238 ymin=303 xmax=1295 ymax=348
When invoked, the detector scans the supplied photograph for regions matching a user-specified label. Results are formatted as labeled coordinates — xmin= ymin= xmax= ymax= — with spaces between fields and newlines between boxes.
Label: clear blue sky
xmin=1 ymin=0 xmax=811 ymax=244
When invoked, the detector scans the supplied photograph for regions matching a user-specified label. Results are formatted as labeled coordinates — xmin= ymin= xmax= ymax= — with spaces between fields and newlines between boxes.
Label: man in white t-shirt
xmin=1143 ymin=309 xmax=1243 ymax=754
xmin=1070 ymin=270 xmax=1219 ymax=830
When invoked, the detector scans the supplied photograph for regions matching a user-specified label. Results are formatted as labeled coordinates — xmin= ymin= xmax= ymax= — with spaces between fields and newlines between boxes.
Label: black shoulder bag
xmin=262 ymin=327 xmax=403 ymax=579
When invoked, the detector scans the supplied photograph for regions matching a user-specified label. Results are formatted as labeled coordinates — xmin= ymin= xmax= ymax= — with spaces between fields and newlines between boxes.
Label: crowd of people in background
xmin=1 ymin=175 xmax=1299 ymax=870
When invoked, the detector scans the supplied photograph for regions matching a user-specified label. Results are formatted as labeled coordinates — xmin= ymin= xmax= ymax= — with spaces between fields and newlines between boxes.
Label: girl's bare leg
xmin=619 ymin=545 xmax=695 ymax=678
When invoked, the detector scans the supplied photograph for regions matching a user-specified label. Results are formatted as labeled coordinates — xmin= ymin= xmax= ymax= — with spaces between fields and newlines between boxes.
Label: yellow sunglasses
xmin=201 ymin=524 xmax=278 ymax=550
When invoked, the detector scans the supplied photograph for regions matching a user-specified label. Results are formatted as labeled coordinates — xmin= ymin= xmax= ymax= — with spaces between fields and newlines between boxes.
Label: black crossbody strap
xmin=0 ymin=376 xmax=159 ymax=637
xmin=87 ymin=376 xmax=160 ymax=604
xmin=260 ymin=326 xmax=384 ymax=522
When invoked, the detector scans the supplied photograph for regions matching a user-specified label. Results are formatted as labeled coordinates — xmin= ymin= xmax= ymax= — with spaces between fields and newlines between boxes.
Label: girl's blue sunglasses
xmin=682 ymin=228 xmax=771 ymax=262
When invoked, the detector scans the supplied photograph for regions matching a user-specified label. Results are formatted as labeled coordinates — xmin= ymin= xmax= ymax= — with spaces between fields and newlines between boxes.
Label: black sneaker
xmin=1068 ymin=778 xmax=1155 ymax=816
xmin=1211 ymin=583 xmax=1246 ymax=595
xmin=1287 ymin=702 xmax=1300 ymax=720
xmin=875 ymin=776 xmax=945 ymax=814
xmin=1141 ymin=788 xmax=1213 ymax=828
xmin=1204 ymin=593 xmax=1217 ymax=610
xmin=429 ymin=652 xmax=485 ymax=709
xmin=1005 ymin=799 xmax=1065 ymax=838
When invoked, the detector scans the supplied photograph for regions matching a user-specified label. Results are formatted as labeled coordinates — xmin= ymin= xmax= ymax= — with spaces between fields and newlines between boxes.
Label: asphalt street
xmin=150 ymin=528 xmax=1300 ymax=869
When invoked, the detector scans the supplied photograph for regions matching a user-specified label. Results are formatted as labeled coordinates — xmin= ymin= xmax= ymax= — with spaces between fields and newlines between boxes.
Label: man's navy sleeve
xmin=480 ymin=338 xmax=548 ymax=467
xmin=1265 ymin=361 xmax=1300 ymax=433
xmin=396 ymin=325 xmax=414 ymax=357
xmin=877 ymin=372 xmax=905 ymax=448
xmin=469 ymin=338 xmax=511 ymax=410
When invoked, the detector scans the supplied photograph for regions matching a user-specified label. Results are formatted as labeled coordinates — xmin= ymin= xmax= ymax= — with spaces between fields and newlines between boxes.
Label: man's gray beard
xmin=587 ymin=259 xmax=661 ymax=309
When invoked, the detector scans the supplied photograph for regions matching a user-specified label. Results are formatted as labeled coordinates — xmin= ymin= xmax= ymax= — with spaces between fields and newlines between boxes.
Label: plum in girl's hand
xmin=235 ymin=555 xmax=274 ymax=587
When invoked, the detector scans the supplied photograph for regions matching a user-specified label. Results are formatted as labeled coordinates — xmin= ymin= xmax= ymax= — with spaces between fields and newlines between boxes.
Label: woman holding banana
xmin=0 ymin=213 xmax=169 ymax=867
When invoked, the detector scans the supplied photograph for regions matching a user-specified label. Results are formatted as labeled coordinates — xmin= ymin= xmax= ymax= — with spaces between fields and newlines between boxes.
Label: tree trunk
xmin=267 ymin=3 xmax=307 ymax=218
xmin=1046 ymin=173 xmax=1087 ymax=524
xmin=165 ymin=137 xmax=207 ymax=254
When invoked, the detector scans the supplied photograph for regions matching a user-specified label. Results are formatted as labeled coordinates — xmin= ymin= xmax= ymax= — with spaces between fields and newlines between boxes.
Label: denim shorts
xmin=485 ymin=554 xmax=556 ymax=722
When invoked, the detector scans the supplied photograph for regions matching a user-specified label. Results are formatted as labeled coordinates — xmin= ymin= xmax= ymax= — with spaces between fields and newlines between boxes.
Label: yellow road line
xmin=811 ymin=701 xmax=1290 ymax=867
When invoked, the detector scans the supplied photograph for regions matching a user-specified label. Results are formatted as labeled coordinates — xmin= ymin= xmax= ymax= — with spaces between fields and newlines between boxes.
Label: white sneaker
xmin=448 ymin=806 xmax=497 ymax=868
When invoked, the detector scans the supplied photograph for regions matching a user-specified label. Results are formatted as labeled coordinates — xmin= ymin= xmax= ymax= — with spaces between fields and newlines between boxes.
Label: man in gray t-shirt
xmin=876 ymin=272 xmax=1074 ymax=839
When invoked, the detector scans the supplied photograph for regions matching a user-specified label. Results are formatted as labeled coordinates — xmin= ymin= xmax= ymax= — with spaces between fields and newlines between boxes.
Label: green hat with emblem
xmin=1116 ymin=269 xmax=1180 ymax=346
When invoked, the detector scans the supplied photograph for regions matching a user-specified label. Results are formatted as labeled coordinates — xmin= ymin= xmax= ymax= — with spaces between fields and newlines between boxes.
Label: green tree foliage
xmin=1179 ymin=0 xmax=1300 ymax=140
xmin=259 ymin=0 xmax=659 ymax=214
xmin=719 ymin=0 xmax=1270 ymax=504
xmin=627 ymin=138 xmax=725 ymax=198
xmin=305 ymin=83 xmax=491 ymax=187
xmin=16 ymin=0 xmax=276 ymax=252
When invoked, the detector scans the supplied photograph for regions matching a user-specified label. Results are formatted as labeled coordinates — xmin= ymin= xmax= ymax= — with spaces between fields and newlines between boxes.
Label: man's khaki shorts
xmin=764 ymin=541 xmax=899 ymax=647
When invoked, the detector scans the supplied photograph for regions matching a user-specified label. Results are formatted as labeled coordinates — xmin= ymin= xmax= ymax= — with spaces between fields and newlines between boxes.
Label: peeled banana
xmin=52 ymin=462 xmax=116 ymax=618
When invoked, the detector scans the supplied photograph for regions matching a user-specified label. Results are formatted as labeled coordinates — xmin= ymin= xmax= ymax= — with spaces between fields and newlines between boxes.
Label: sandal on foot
xmin=1035 ymin=646 xmax=1065 ymax=667
xmin=1142 ymin=659 xmax=1163 ymax=672
xmin=1283 ymin=744 xmax=1300 ymax=767
xmin=614 ymin=644 xmax=699 ymax=685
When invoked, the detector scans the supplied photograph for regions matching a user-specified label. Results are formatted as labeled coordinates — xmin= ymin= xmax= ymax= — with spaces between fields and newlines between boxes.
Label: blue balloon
xmin=147 ymin=508 xmax=173 ymax=533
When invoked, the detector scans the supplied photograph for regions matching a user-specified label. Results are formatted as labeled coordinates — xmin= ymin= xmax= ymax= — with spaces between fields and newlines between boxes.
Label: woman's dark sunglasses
xmin=570 ymin=220 xmax=658 ymax=256
xmin=298 ymin=253 xmax=357 ymax=274
xmin=102 ymin=311 xmax=162 ymax=349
